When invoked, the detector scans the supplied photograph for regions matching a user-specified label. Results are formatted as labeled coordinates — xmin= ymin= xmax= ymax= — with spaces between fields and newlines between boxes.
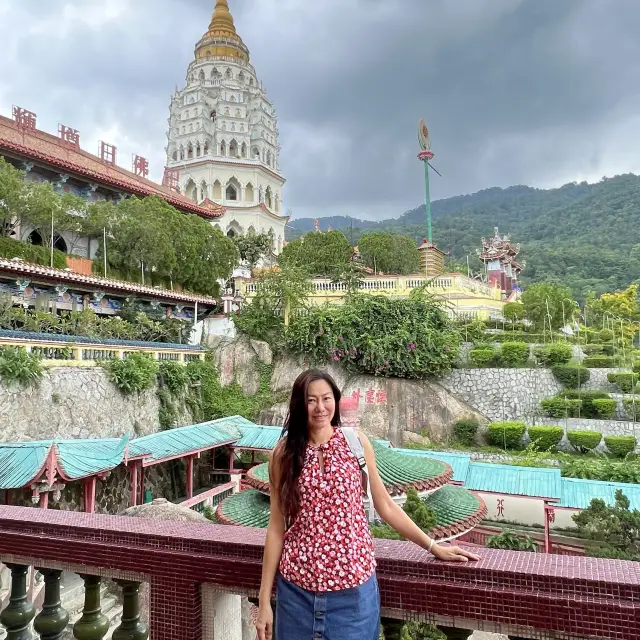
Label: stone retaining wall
xmin=439 ymin=368 xmax=561 ymax=422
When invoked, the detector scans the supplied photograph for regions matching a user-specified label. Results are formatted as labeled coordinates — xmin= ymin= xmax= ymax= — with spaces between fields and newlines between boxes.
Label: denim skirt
xmin=275 ymin=572 xmax=380 ymax=640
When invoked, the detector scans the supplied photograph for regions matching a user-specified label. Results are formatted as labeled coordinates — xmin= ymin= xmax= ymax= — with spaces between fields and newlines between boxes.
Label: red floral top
xmin=279 ymin=427 xmax=376 ymax=592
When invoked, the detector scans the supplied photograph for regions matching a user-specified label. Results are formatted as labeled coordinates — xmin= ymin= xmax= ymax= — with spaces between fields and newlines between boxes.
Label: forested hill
xmin=288 ymin=174 xmax=640 ymax=298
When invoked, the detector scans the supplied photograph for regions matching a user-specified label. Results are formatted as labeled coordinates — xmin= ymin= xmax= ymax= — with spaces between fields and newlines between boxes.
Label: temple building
xmin=163 ymin=0 xmax=288 ymax=253
xmin=477 ymin=227 xmax=525 ymax=300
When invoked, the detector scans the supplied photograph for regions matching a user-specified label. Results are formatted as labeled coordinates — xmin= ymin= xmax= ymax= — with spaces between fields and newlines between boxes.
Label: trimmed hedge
xmin=527 ymin=426 xmax=564 ymax=451
xmin=453 ymin=418 xmax=480 ymax=445
xmin=532 ymin=343 xmax=572 ymax=366
xmin=561 ymin=390 xmax=612 ymax=419
xmin=551 ymin=364 xmax=590 ymax=389
xmin=487 ymin=421 xmax=526 ymax=449
xmin=500 ymin=342 xmax=530 ymax=367
xmin=592 ymin=398 xmax=617 ymax=419
xmin=0 ymin=237 xmax=68 ymax=269
xmin=567 ymin=430 xmax=602 ymax=452
xmin=607 ymin=372 xmax=638 ymax=394
xmin=622 ymin=397 xmax=640 ymax=421
xmin=541 ymin=397 xmax=583 ymax=418
xmin=469 ymin=348 xmax=497 ymax=368
xmin=632 ymin=361 xmax=640 ymax=376
xmin=583 ymin=355 xmax=616 ymax=368
xmin=604 ymin=435 xmax=637 ymax=458
xmin=582 ymin=344 xmax=604 ymax=355
xmin=490 ymin=333 xmax=546 ymax=344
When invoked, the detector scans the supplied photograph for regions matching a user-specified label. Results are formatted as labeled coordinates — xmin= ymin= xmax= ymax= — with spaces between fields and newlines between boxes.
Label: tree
xmin=0 ymin=157 xmax=27 ymax=238
xmin=233 ymin=230 xmax=273 ymax=268
xmin=358 ymin=232 xmax=420 ymax=275
xmin=586 ymin=284 xmax=639 ymax=323
xmin=520 ymin=282 xmax=577 ymax=330
xmin=572 ymin=490 xmax=640 ymax=561
xmin=279 ymin=230 xmax=353 ymax=276
xmin=503 ymin=302 xmax=525 ymax=324
xmin=20 ymin=181 xmax=70 ymax=247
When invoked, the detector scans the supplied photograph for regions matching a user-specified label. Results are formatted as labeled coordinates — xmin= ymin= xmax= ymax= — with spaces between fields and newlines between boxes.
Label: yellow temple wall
xmin=238 ymin=273 xmax=504 ymax=320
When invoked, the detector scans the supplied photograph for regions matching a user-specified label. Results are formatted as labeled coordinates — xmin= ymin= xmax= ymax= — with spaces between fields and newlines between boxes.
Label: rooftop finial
xmin=209 ymin=0 xmax=236 ymax=34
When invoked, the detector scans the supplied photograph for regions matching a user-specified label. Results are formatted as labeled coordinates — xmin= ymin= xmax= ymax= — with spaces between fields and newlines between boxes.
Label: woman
xmin=257 ymin=369 xmax=479 ymax=640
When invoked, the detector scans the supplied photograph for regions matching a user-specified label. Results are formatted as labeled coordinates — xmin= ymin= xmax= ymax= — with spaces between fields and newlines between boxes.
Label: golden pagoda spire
xmin=208 ymin=0 xmax=236 ymax=34
xmin=195 ymin=0 xmax=250 ymax=62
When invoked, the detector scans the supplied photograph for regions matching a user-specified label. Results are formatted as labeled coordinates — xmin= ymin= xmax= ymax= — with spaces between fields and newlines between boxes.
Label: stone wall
xmin=581 ymin=367 xmax=627 ymax=392
xmin=0 ymin=367 xmax=192 ymax=444
xmin=439 ymin=368 xmax=562 ymax=422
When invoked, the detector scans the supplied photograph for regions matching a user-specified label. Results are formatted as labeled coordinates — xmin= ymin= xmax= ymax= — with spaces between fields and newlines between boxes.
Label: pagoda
xmin=217 ymin=440 xmax=487 ymax=542
xmin=477 ymin=228 xmax=525 ymax=298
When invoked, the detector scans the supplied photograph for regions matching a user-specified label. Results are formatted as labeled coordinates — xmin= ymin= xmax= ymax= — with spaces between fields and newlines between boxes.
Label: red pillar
xmin=39 ymin=492 xmax=49 ymax=509
xmin=131 ymin=463 xmax=138 ymax=507
xmin=543 ymin=503 xmax=551 ymax=553
xmin=229 ymin=447 xmax=235 ymax=474
xmin=186 ymin=456 xmax=194 ymax=499
xmin=83 ymin=477 xmax=97 ymax=513
xmin=251 ymin=450 xmax=256 ymax=465
xmin=140 ymin=465 xmax=146 ymax=504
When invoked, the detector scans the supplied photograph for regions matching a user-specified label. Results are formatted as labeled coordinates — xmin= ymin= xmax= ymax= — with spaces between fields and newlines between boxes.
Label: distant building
xmin=477 ymin=227 xmax=525 ymax=300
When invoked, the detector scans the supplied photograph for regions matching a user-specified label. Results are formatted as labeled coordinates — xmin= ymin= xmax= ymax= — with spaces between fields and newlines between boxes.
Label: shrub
xmin=592 ymin=398 xmax=617 ymax=419
xmin=562 ymin=458 xmax=640 ymax=483
xmin=103 ymin=352 xmax=159 ymax=394
xmin=567 ymin=430 xmax=602 ymax=452
xmin=540 ymin=397 xmax=583 ymax=418
xmin=453 ymin=418 xmax=480 ymax=445
xmin=158 ymin=361 xmax=187 ymax=395
xmin=469 ymin=348 xmax=497 ymax=368
xmin=486 ymin=529 xmax=537 ymax=552
xmin=499 ymin=342 xmax=530 ymax=367
xmin=633 ymin=361 xmax=640 ymax=376
xmin=533 ymin=343 xmax=572 ymax=366
xmin=487 ymin=421 xmax=526 ymax=449
xmin=607 ymin=372 xmax=638 ymax=394
xmin=604 ymin=436 xmax=637 ymax=458
xmin=0 ymin=236 xmax=68 ymax=269
xmin=622 ymin=398 xmax=640 ymax=421
xmin=491 ymin=332 xmax=547 ymax=344
xmin=562 ymin=390 xmax=612 ymax=418
xmin=599 ymin=328 xmax=614 ymax=343
xmin=551 ymin=364 xmax=590 ymax=388
xmin=582 ymin=344 xmax=604 ymax=355
xmin=527 ymin=426 xmax=564 ymax=451
xmin=583 ymin=355 xmax=616 ymax=368
xmin=0 ymin=347 xmax=43 ymax=386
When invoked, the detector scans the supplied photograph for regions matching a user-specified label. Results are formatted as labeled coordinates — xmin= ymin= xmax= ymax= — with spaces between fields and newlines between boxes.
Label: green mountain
xmin=288 ymin=174 xmax=640 ymax=300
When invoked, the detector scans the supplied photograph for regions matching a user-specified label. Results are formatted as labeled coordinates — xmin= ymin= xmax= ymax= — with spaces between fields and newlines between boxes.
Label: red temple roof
xmin=0 ymin=114 xmax=225 ymax=220
xmin=0 ymin=257 xmax=218 ymax=306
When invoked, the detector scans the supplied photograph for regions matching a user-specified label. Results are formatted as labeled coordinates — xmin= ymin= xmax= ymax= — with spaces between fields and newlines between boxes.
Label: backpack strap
xmin=341 ymin=427 xmax=375 ymax=523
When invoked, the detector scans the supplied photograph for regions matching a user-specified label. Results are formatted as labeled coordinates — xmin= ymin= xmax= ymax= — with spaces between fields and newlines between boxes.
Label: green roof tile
xmin=559 ymin=477 xmax=640 ymax=510
xmin=397 ymin=449 xmax=471 ymax=483
xmin=425 ymin=484 xmax=486 ymax=531
xmin=233 ymin=426 xmax=283 ymax=451
xmin=56 ymin=437 xmax=129 ymax=480
xmin=464 ymin=462 xmax=562 ymax=499
xmin=0 ymin=442 xmax=50 ymax=489
xmin=217 ymin=489 xmax=271 ymax=528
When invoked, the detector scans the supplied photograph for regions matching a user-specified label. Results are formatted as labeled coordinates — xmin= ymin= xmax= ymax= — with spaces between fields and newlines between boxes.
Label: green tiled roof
xmin=233 ymin=426 xmax=283 ymax=451
xmin=0 ymin=442 xmax=50 ymax=489
xmin=128 ymin=417 xmax=242 ymax=463
xmin=397 ymin=449 xmax=471 ymax=483
xmin=464 ymin=462 xmax=562 ymax=500
xmin=217 ymin=489 xmax=271 ymax=528
xmin=216 ymin=484 xmax=486 ymax=540
xmin=56 ymin=437 xmax=129 ymax=480
xmin=559 ymin=477 xmax=640 ymax=510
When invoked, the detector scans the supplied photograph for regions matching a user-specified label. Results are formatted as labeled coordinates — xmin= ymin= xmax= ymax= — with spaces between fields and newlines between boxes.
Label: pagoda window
xmin=230 ymin=95 xmax=236 ymax=102
xmin=182 ymin=126 xmax=186 ymax=134
xmin=212 ymin=67 xmax=220 ymax=78
xmin=200 ymin=181 xmax=208 ymax=199
xmin=249 ymin=78 xmax=254 ymax=86
xmin=252 ymin=146 xmax=260 ymax=160
xmin=179 ymin=146 xmax=185 ymax=160
xmin=220 ymin=141 xmax=227 ymax=156
xmin=204 ymin=141 xmax=210 ymax=154
xmin=212 ymin=180 xmax=222 ymax=200
xmin=230 ymin=140 xmax=238 ymax=157
xmin=266 ymin=151 xmax=272 ymax=166
xmin=241 ymin=142 xmax=247 ymax=157
xmin=172 ymin=151 xmax=178 ymax=161
xmin=231 ymin=123 xmax=236 ymax=132
xmin=245 ymin=183 xmax=255 ymax=202
xmin=199 ymin=70 xmax=205 ymax=81
xmin=185 ymin=179 xmax=197 ymax=201
xmin=236 ymin=109 xmax=241 ymax=117
xmin=226 ymin=185 xmax=238 ymax=201
xmin=225 ymin=108 xmax=230 ymax=116
xmin=185 ymin=110 xmax=189 ymax=119
xmin=265 ymin=187 xmax=273 ymax=209
xmin=196 ymin=143 xmax=201 ymax=157
xmin=188 ymin=124 xmax=193 ymax=133
xmin=187 ymin=144 xmax=194 ymax=159
xmin=210 ymin=110 xmax=217 ymax=121
xmin=240 ymin=124 xmax=245 ymax=132
xmin=238 ymin=72 xmax=245 ymax=83
xmin=225 ymin=68 xmax=232 ymax=79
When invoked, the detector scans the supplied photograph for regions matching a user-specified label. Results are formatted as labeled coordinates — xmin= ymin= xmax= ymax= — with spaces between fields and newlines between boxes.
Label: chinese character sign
xmin=13 ymin=106 xmax=37 ymax=130
xmin=58 ymin=124 xmax=80 ymax=147
xmin=496 ymin=498 xmax=505 ymax=517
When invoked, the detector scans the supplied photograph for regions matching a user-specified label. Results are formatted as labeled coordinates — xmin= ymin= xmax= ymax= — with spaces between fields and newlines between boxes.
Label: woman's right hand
xmin=256 ymin=600 xmax=274 ymax=640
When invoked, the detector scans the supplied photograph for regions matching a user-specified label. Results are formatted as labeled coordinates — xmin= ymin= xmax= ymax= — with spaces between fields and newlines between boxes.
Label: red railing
xmin=0 ymin=506 xmax=638 ymax=640
xmin=180 ymin=482 xmax=235 ymax=511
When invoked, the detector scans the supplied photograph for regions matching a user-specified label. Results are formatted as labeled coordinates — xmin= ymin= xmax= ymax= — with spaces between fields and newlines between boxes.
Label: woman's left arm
xmin=360 ymin=432 xmax=480 ymax=563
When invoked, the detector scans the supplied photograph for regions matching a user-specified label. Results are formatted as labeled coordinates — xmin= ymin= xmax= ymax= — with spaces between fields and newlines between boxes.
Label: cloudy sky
xmin=1 ymin=0 xmax=640 ymax=220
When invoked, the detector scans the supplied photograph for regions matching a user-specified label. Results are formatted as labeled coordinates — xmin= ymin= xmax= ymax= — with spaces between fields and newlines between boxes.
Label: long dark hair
xmin=276 ymin=369 xmax=342 ymax=527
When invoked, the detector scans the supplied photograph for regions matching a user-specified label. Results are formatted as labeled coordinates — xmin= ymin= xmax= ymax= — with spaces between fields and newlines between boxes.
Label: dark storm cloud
xmin=1 ymin=0 xmax=640 ymax=220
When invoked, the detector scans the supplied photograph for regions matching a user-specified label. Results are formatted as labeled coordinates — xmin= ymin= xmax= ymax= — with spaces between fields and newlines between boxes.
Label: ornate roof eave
xmin=0 ymin=115 xmax=225 ymax=220
xmin=0 ymin=258 xmax=219 ymax=306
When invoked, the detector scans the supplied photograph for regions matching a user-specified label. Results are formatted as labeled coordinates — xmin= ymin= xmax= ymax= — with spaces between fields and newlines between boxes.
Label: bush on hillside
xmin=592 ymin=398 xmax=617 ymax=419
xmin=103 ymin=352 xmax=159 ymax=394
xmin=604 ymin=436 xmax=637 ymax=458
xmin=469 ymin=348 xmax=497 ymax=368
xmin=0 ymin=236 xmax=68 ymax=269
xmin=582 ymin=344 xmax=605 ymax=356
xmin=285 ymin=291 xmax=460 ymax=379
xmin=490 ymin=332 xmax=547 ymax=344
xmin=0 ymin=346 xmax=43 ymax=386
xmin=561 ymin=390 xmax=612 ymax=418
xmin=632 ymin=361 xmax=640 ymax=376
xmin=562 ymin=458 xmax=640 ymax=483
xmin=567 ymin=430 xmax=602 ymax=452
xmin=599 ymin=329 xmax=614 ymax=343
xmin=453 ymin=418 xmax=480 ymax=445
xmin=527 ymin=426 xmax=564 ymax=451
xmin=583 ymin=355 xmax=616 ymax=368
xmin=607 ymin=372 xmax=639 ymax=394
xmin=540 ymin=397 xmax=583 ymax=418
xmin=551 ymin=364 xmax=590 ymax=389
xmin=487 ymin=421 xmax=526 ymax=449
xmin=499 ymin=342 xmax=530 ymax=367
xmin=533 ymin=343 xmax=572 ymax=366
xmin=622 ymin=398 xmax=640 ymax=421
